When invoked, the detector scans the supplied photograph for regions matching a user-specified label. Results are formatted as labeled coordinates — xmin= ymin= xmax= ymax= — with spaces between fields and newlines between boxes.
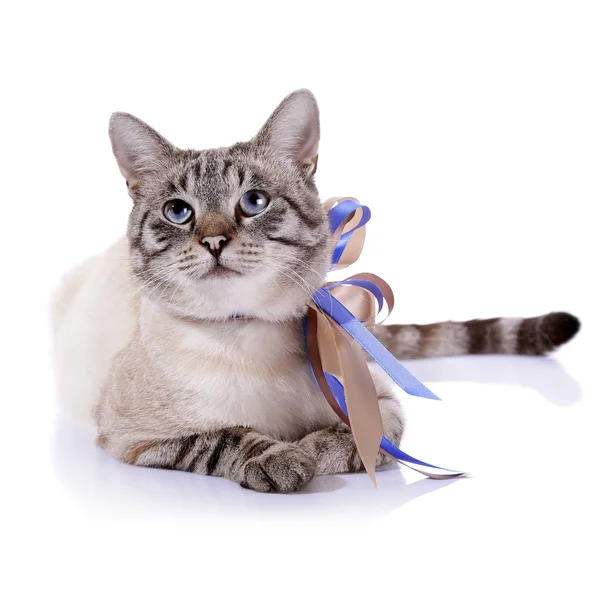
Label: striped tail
xmin=372 ymin=312 xmax=580 ymax=360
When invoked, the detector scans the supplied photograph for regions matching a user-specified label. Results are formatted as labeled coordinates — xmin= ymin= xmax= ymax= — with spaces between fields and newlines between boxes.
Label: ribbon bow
xmin=304 ymin=197 xmax=466 ymax=485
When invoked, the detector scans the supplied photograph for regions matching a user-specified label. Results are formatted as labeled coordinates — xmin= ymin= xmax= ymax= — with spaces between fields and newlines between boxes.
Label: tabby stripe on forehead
xmin=203 ymin=154 xmax=220 ymax=182
xmin=281 ymin=195 xmax=321 ymax=228
xmin=178 ymin=171 xmax=189 ymax=193
xmin=193 ymin=158 xmax=204 ymax=180
xmin=238 ymin=166 xmax=246 ymax=187
xmin=221 ymin=159 xmax=233 ymax=179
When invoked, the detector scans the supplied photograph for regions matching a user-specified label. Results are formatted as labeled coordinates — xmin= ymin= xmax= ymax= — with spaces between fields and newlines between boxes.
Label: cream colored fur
xmin=52 ymin=238 xmax=138 ymax=425
xmin=52 ymin=237 xmax=353 ymax=438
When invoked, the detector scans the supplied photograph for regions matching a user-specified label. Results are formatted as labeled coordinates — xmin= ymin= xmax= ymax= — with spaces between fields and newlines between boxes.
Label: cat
xmin=52 ymin=89 xmax=580 ymax=492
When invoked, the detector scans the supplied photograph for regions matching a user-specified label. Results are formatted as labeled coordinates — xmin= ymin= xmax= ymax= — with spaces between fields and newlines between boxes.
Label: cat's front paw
xmin=241 ymin=442 xmax=316 ymax=493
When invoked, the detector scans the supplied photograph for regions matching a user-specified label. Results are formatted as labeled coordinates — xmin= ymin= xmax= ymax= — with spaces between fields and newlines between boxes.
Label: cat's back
xmin=52 ymin=237 xmax=138 ymax=425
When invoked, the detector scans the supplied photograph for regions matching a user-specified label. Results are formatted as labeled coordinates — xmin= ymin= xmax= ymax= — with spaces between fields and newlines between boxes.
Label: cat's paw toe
xmin=241 ymin=443 xmax=316 ymax=493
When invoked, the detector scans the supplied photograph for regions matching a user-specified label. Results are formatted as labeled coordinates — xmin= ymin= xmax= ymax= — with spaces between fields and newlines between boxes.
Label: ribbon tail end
xmin=423 ymin=470 xmax=469 ymax=480
xmin=406 ymin=388 xmax=442 ymax=401
xmin=366 ymin=466 xmax=378 ymax=488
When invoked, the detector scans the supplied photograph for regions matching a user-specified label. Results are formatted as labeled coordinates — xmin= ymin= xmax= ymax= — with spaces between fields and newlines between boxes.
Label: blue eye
xmin=164 ymin=200 xmax=194 ymax=224
xmin=239 ymin=190 xmax=270 ymax=217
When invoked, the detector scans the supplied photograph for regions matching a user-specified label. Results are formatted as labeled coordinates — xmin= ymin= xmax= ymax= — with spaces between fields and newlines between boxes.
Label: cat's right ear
xmin=109 ymin=113 xmax=175 ymax=193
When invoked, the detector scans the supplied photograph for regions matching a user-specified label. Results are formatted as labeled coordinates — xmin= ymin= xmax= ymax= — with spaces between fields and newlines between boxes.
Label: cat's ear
xmin=109 ymin=112 xmax=175 ymax=190
xmin=254 ymin=89 xmax=320 ymax=178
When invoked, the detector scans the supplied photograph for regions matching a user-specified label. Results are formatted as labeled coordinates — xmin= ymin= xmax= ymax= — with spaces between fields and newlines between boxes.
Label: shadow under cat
xmin=52 ymin=353 xmax=580 ymax=519
xmin=402 ymin=354 xmax=582 ymax=407
xmin=52 ymin=413 xmax=459 ymax=521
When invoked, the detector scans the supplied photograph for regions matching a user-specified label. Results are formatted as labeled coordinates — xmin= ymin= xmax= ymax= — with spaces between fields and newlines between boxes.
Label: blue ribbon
xmin=305 ymin=199 xmax=464 ymax=477
xmin=329 ymin=200 xmax=372 ymax=267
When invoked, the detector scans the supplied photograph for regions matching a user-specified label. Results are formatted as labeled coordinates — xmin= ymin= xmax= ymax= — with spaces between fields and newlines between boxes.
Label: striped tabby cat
xmin=52 ymin=90 xmax=580 ymax=493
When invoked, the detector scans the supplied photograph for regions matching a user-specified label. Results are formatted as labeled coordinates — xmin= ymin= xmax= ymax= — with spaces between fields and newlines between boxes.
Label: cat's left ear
xmin=253 ymin=89 xmax=320 ymax=178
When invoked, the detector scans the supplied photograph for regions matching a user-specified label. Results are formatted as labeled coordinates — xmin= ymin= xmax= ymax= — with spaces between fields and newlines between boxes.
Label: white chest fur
xmin=53 ymin=238 xmax=338 ymax=438
xmin=138 ymin=301 xmax=338 ymax=440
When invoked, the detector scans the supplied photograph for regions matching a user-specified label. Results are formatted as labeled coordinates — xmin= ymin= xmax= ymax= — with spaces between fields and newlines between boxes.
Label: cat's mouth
xmin=205 ymin=264 xmax=241 ymax=278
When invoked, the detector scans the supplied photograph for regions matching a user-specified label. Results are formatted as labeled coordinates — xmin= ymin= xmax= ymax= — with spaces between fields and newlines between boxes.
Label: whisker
xmin=289 ymin=256 xmax=327 ymax=282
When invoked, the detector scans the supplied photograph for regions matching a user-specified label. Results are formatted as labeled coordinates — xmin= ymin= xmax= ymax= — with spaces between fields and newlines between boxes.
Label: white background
xmin=1 ymin=1 xmax=599 ymax=598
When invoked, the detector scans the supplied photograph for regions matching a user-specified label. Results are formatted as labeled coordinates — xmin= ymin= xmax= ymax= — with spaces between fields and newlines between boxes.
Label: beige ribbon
xmin=308 ymin=198 xmax=464 ymax=484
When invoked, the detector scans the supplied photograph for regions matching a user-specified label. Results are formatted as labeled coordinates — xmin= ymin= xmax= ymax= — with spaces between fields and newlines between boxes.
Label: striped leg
xmin=106 ymin=427 xmax=317 ymax=493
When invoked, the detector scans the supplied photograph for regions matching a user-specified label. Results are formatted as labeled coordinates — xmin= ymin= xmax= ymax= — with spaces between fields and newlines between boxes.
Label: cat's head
xmin=109 ymin=90 xmax=331 ymax=321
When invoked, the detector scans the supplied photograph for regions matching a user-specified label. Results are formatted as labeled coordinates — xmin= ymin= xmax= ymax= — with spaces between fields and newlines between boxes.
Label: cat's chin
xmin=158 ymin=271 xmax=313 ymax=323
xmin=202 ymin=264 xmax=242 ymax=279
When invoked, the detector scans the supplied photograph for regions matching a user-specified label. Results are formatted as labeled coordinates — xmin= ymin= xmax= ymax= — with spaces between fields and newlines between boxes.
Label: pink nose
xmin=201 ymin=235 xmax=228 ymax=259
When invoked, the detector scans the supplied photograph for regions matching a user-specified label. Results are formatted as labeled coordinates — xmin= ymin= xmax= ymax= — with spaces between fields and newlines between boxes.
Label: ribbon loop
xmin=306 ymin=197 xmax=466 ymax=482
xmin=327 ymin=198 xmax=371 ymax=270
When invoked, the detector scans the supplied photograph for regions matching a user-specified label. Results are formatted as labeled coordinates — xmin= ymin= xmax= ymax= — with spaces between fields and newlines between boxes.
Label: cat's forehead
xmin=161 ymin=148 xmax=245 ymax=207
xmin=178 ymin=148 xmax=240 ymax=181
xmin=163 ymin=145 xmax=293 ymax=206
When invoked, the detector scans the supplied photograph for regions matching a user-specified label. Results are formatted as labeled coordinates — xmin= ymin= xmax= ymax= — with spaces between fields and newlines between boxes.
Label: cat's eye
xmin=239 ymin=190 xmax=270 ymax=217
xmin=163 ymin=200 xmax=194 ymax=224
